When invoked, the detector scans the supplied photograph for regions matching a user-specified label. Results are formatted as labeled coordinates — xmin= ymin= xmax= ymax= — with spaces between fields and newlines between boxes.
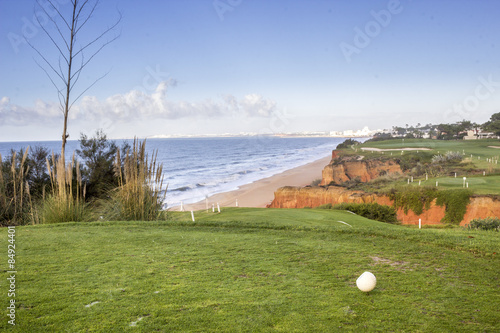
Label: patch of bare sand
xmin=370 ymin=256 xmax=413 ymax=271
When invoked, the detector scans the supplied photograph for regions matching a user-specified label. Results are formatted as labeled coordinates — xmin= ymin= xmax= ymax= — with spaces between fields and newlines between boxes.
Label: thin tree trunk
xmin=61 ymin=1 xmax=78 ymax=162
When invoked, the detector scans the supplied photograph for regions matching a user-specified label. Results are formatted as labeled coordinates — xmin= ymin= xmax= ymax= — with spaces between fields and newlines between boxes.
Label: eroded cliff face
xmin=320 ymin=157 xmax=402 ymax=185
xmin=268 ymin=186 xmax=500 ymax=226
xmin=268 ymin=186 xmax=377 ymax=209
xmin=464 ymin=197 xmax=500 ymax=222
xmin=269 ymin=150 xmax=499 ymax=225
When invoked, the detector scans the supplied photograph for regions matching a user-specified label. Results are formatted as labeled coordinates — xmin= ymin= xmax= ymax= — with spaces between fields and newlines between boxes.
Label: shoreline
xmin=179 ymin=155 xmax=332 ymax=211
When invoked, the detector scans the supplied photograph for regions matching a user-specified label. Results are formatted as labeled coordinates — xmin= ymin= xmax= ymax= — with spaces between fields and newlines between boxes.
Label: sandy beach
xmin=180 ymin=155 xmax=332 ymax=211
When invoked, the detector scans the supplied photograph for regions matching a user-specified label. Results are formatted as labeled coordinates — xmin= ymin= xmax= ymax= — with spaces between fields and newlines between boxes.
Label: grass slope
xmin=1 ymin=208 xmax=498 ymax=332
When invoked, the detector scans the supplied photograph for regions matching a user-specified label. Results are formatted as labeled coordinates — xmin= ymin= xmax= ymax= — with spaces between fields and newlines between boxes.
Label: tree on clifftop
xmin=483 ymin=112 xmax=500 ymax=136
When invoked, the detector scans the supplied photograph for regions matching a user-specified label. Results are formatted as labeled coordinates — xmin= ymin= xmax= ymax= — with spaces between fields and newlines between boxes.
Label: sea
xmin=0 ymin=136 xmax=354 ymax=208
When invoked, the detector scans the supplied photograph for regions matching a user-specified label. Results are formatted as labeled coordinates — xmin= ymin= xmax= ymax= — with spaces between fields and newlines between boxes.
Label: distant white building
xmin=463 ymin=130 xmax=497 ymax=140
xmin=329 ymin=126 xmax=385 ymax=137
xmin=343 ymin=129 xmax=354 ymax=136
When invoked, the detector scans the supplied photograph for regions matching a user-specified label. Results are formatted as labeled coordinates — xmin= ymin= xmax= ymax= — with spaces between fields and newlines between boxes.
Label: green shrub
xmin=339 ymin=177 xmax=363 ymax=189
xmin=466 ymin=217 xmax=500 ymax=231
xmin=336 ymin=139 xmax=360 ymax=150
xmin=432 ymin=151 xmax=463 ymax=164
xmin=387 ymin=187 xmax=471 ymax=225
xmin=76 ymin=129 xmax=131 ymax=200
xmin=387 ymin=186 xmax=438 ymax=216
xmin=337 ymin=203 xmax=398 ymax=223
xmin=316 ymin=203 xmax=333 ymax=209
xmin=436 ymin=189 xmax=471 ymax=225
xmin=316 ymin=202 xmax=398 ymax=223
xmin=310 ymin=178 xmax=322 ymax=186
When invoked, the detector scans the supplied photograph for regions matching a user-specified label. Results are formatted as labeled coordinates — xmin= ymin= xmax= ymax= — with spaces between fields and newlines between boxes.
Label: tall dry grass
xmin=40 ymin=152 xmax=88 ymax=223
xmin=0 ymin=148 xmax=38 ymax=225
xmin=105 ymin=139 xmax=167 ymax=220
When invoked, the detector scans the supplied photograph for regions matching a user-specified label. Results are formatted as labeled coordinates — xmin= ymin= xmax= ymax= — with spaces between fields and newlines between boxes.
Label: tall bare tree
xmin=28 ymin=0 xmax=120 ymax=162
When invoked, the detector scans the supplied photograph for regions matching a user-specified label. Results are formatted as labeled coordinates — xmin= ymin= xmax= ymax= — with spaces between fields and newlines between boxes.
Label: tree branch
xmin=35 ymin=0 xmax=70 ymax=52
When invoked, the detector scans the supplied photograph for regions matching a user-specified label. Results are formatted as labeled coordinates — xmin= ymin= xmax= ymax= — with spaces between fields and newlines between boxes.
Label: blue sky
xmin=1 ymin=0 xmax=499 ymax=141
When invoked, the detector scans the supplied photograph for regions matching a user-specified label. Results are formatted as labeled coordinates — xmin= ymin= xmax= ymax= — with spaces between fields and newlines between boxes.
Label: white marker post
xmin=191 ymin=211 xmax=195 ymax=222
xmin=419 ymin=180 xmax=421 ymax=186
xmin=463 ymin=177 xmax=466 ymax=188
xmin=212 ymin=204 xmax=215 ymax=213
xmin=426 ymin=173 xmax=428 ymax=181
xmin=217 ymin=203 xmax=221 ymax=213
xmin=419 ymin=218 xmax=421 ymax=229
xmin=454 ymin=172 xmax=457 ymax=178
xmin=436 ymin=181 xmax=438 ymax=187
xmin=236 ymin=199 xmax=238 ymax=207
xmin=180 ymin=201 xmax=184 ymax=212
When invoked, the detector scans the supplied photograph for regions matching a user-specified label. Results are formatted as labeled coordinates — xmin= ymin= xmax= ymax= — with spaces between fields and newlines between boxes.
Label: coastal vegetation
xmin=104 ymin=139 xmax=167 ymax=221
xmin=316 ymin=202 xmax=398 ymax=224
xmin=0 ymin=132 xmax=165 ymax=226
xmin=466 ymin=217 xmax=500 ymax=231
xmin=39 ymin=152 xmax=88 ymax=224
xmin=0 ymin=208 xmax=497 ymax=332
xmin=373 ymin=112 xmax=500 ymax=140
xmin=386 ymin=187 xmax=472 ymax=224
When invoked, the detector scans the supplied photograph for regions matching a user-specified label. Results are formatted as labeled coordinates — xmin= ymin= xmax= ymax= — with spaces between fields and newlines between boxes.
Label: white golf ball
xmin=356 ymin=271 xmax=377 ymax=292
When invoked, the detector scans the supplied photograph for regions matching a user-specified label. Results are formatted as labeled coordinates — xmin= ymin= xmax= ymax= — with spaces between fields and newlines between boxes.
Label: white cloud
xmin=1 ymin=83 xmax=279 ymax=127
xmin=76 ymin=81 xmax=279 ymax=121
xmin=0 ymin=96 xmax=61 ymax=126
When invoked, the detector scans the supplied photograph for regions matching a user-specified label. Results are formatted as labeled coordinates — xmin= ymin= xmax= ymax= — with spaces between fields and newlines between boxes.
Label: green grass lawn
xmin=355 ymin=139 xmax=500 ymax=195
xmin=402 ymin=174 xmax=500 ymax=195
xmin=1 ymin=208 xmax=498 ymax=332
xmin=359 ymin=138 xmax=500 ymax=171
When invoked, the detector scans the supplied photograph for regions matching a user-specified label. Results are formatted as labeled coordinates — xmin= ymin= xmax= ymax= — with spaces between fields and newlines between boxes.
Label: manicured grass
xmin=402 ymin=174 xmax=500 ymax=195
xmin=0 ymin=208 xmax=498 ymax=332
xmin=360 ymin=138 xmax=500 ymax=171
xmin=355 ymin=139 xmax=500 ymax=195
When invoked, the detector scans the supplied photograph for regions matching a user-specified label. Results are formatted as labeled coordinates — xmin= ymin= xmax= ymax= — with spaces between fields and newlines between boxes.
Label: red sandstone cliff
xmin=268 ymin=186 xmax=500 ymax=226
xmin=320 ymin=156 xmax=402 ymax=185
xmin=268 ymin=150 xmax=499 ymax=225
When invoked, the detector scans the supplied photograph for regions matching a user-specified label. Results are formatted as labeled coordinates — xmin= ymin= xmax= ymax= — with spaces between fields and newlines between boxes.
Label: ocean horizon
xmin=0 ymin=136 xmax=358 ymax=208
